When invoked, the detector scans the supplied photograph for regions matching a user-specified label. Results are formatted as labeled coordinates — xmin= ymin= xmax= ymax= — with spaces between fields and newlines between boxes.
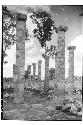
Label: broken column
xmin=27 ymin=65 xmax=31 ymax=82
xmin=56 ymin=25 xmax=68 ymax=83
xmin=67 ymin=46 xmax=76 ymax=83
xmin=32 ymin=63 xmax=36 ymax=83
xmin=44 ymin=55 xmax=50 ymax=91
xmin=14 ymin=13 xmax=27 ymax=103
xmin=38 ymin=60 xmax=42 ymax=81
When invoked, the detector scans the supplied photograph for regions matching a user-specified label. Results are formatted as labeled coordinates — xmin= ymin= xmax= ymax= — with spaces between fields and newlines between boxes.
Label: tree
xmin=2 ymin=6 xmax=29 ymax=64
xmin=2 ymin=5 xmax=16 ymax=63
xmin=25 ymin=68 xmax=31 ymax=79
xmin=30 ymin=11 xmax=55 ymax=48
xmin=30 ymin=11 xmax=56 ymax=91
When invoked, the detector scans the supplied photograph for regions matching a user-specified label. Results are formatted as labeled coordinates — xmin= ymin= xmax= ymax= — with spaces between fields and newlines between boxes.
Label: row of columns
xmin=26 ymin=60 xmax=42 ymax=82
xmin=55 ymin=25 xmax=76 ymax=85
xmin=13 ymin=13 xmax=76 ymax=103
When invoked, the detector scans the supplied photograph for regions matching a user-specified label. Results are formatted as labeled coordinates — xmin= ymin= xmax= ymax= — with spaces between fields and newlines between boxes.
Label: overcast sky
xmin=3 ymin=5 xmax=83 ymax=79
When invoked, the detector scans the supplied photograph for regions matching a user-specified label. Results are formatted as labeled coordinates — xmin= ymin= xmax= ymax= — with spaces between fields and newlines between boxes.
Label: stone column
xmin=38 ymin=60 xmax=42 ymax=81
xmin=44 ymin=55 xmax=50 ymax=91
xmin=14 ymin=13 xmax=27 ymax=103
xmin=13 ymin=64 xmax=18 ymax=82
xmin=56 ymin=25 xmax=68 ymax=83
xmin=27 ymin=65 xmax=31 ymax=82
xmin=32 ymin=63 xmax=36 ymax=82
xmin=67 ymin=46 xmax=76 ymax=83
xmin=55 ymin=52 xmax=58 ymax=87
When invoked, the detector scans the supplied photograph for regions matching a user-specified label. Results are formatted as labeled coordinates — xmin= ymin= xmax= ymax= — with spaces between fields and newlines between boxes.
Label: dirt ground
xmin=2 ymin=91 xmax=82 ymax=121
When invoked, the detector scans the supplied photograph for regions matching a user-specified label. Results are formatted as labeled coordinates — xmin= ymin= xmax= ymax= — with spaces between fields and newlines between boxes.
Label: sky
xmin=3 ymin=5 xmax=83 ymax=79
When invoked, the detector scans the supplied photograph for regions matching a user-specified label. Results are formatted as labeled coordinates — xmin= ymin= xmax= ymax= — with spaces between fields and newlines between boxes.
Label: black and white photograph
xmin=1 ymin=4 xmax=83 ymax=121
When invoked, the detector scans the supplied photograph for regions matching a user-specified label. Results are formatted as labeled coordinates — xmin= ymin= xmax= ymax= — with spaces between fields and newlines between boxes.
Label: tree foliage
xmin=30 ymin=11 xmax=55 ymax=48
xmin=2 ymin=6 xmax=29 ymax=63
xmin=2 ymin=5 xmax=16 ymax=62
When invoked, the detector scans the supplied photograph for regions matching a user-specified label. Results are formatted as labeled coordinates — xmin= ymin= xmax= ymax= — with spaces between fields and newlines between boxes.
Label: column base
xmin=14 ymin=79 xmax=25 ymax=104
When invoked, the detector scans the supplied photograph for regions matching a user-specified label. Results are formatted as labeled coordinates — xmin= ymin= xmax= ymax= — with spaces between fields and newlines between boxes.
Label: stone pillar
xmin=27 ymin=65 xmax=31 ymax=82
xmin=55 ymin=52 xmax=58 ymax=87
xmin=44 ymin=55 xmax=50 ymax=91
xmin=13 ymin=64 xmax=18 ymax=82
xmin=14 ymin=13 xmax=27 ymax=103
xmin=38 ymin=60 xmax=42 ymax=81
xmin=67 ymin=46 xmax=76 ymax=83
xmin=32 ymin=63 xmax=36 ymax=82
xmin=57 ymin=25 xmax=68 ymax=83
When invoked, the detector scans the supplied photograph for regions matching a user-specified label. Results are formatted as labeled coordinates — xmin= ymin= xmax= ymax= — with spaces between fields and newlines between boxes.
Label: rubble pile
xmin=62 ymin=98 xmax=82 ymax=116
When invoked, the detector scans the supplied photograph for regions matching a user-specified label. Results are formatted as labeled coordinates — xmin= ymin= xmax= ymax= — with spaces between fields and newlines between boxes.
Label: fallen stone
xmin=77 ymin=111 xmax=82 ymax=116
xmin=62 ymin=104 xmax=71 ymax=112
xmin=70 ymin=103 xmax=78 ymax=114
xmin=74 ymin=101 xmax=82 ymax=112
xmin=4 ymin=93 xmax=10 ymax=98
xmin=63 ymin=98 xmax=73 ymax=105
xmin=56 ymin=105 xmax=63 ymax=110
xmin=62 ymin=99 xmax=82 ymax=116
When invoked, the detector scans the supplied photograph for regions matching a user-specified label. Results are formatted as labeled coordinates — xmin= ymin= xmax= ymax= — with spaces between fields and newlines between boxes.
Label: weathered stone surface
xmin=14 ymin=13 xmax=27 ymax=103
xmin=13 ymin=64 xmax=18 ymax=82
xmin=62 ymin=103 xmax=72 ymax=112
xmin=54 ymin=52 xmax=58 ymax=87
xmin=67 ymin=46 xmax=76 ymax=82
xmin=32 ymin=63 xmax=36 ymax=82
xmin=70 ymin=103 xmax=78 ymax=114
xmin=56 ymin=25 xmax=68 ymax=83
xmin=62 ymin=98 xmax=82 ymax=115
xmin=67 ymin=46 xmax=76 ymax=93
xmin=38 ymin=60 xmax=42 ymax=81
xmin=44 ymin=55 xmax=50 ymax=90
xmin=27 ymin=65 xmax=31 ymax=82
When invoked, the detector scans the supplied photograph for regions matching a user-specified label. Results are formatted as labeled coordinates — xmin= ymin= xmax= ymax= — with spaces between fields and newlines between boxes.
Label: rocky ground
xmin=2 ymin=89 xmax=82 ymax=121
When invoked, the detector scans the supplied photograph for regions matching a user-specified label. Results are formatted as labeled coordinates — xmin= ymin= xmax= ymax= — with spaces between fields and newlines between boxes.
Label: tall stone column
xmin=44 ymin=55 xmax=50 ymax=91
xmin=27 ymin=65 xmax=31 ymax=82
xmin=32 ymin=63 xmax=36 ymax=82
xmin=13 ymin=64 xmax=18 ymax=82
xmin=55 ymin=52 xmax=58 ymax=87
xmin=56 ymin=25 xmax=68 ymax=83
xmin=14 ymin=13 xmax=27 ymax=103
xmin=38 ymin=60 xmax=42 ymax=81
xmin=67 ymin=46 xmax=76 ymax=83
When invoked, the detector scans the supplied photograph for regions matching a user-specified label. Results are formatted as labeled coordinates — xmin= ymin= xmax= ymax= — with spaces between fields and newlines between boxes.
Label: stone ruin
xmin=13 ymin=13 xmax=27 ymax=103
xmin=13 ymin=13 xmax=77 ymax=103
